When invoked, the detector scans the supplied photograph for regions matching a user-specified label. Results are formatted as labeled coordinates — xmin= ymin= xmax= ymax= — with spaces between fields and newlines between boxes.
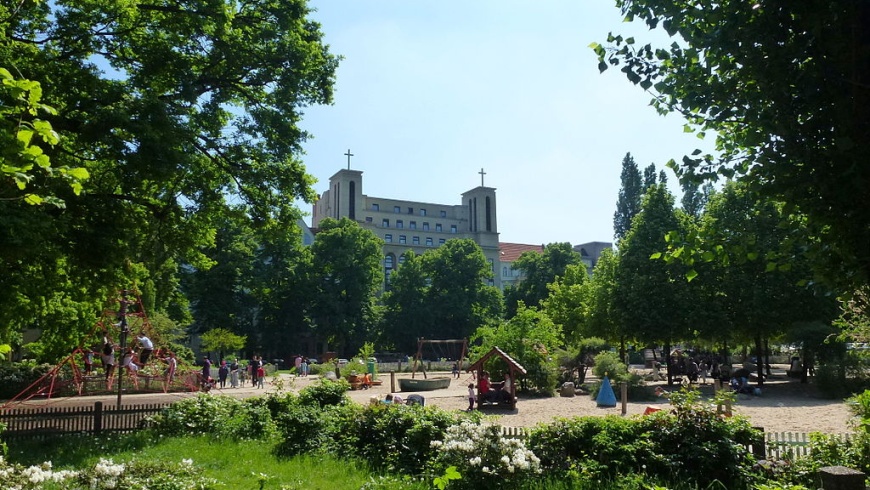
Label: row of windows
xmin=369 ymin=203 xmax=448 ymax=218
xmin=384 ymin=234 xmax=444 ymax=246
xmin=368 ymin=218 xmax=457 ymax=233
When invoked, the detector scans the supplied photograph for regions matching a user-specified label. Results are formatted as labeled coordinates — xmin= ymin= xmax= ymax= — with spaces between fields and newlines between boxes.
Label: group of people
xmin=293 ymin=355 xmax=310 ymax=377
xmin=201 ymin=356 xmax=266 ymax=391
xmin=468 ymin=371 xmax=514 ymax=410
xmin=89 ymin=331 xmax=177 ymax=391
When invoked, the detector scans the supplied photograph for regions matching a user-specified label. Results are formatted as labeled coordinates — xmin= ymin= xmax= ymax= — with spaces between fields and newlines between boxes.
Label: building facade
xmin=312 ymin=168 xmax=502 ymax=289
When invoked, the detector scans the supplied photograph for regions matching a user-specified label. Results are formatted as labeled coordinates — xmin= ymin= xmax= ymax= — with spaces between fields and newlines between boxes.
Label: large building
xmin=312 ymin=168 xmax=503 ymax=289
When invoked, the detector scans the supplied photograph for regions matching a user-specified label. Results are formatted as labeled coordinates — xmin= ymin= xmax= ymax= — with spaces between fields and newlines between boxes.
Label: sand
xmin=9 ymin=366 xmax=856 ymax=435
xmin=332 ymin=370 xmax=856 ymax=435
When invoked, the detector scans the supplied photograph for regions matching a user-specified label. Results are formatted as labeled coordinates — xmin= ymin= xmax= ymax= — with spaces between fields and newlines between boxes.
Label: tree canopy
xmin=0 ymin=0 xmax=338 ymax=352
xmin=593 ymin=1 xmax=870 ymax=292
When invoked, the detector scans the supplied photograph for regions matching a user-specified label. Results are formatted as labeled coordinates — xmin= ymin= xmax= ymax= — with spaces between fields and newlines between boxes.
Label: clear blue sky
xmin=299 ymin=1 xmax=709 ymax=246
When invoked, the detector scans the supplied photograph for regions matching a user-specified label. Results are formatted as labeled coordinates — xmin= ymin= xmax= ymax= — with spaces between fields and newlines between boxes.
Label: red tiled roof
xmin=499 ymin=242 xmax=544 ymax=262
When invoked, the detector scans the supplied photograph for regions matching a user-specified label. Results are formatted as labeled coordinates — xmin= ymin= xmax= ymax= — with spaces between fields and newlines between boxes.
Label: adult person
xmin=294 ymin=354 xmax=303 ymax=376
xmin=135 ymin=332 xmax=154 ymax=365
xmin=202 ymin=356 xmax=212 ymax=381
xmin=218 ymin=360 xmax=229 ymax=389
xmin=101 ymin=333 xmax=116 ymax=390
xmin=301 ymin=357 xmax=309 ymax=377
xmin=229 ymin=359 xmax=240 ymax=388
xmin=162 ymin=351 xmax=177 ymax=392
xmin=478 ymin=371 xmax=491 ymax=404
xmin=501 ymin=372 xmax=513 ymax=403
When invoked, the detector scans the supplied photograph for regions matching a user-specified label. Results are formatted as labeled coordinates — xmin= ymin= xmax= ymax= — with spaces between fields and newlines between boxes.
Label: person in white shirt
xmin=136 ymin=332 xmax=154 ymax=365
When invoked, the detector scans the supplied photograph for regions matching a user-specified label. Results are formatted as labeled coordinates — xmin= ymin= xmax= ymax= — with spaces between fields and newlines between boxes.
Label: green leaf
xmin=765 ymin=262 xmax=777 ymax=272
xmin=650 ymin=252 xmax=662 ymax=260
xmin=686 ymin=269 xmax=698 ymax=282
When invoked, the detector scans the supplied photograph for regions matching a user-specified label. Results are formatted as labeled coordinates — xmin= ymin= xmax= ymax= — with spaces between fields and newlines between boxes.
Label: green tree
xmin=472 ymin=303 xmax=561 ymax=394
xmin=425 ymin=239 xmax=503 ymax=341
xmin=0 ymin=67 xmax=88 ymax=206
xmin=381 ymin=251 xmax=432 ymax=354
xmin=614 ymin=184 xmax=692 ymax=373
xmin=503 ymin=242 xmax=581 ymax=318
xmin=593 ymin=1 xmax=870 ymax=292
xmin=200 ymin=327 xmax=247 ymax=360
xmin=642 ymin=163 xmax=658 ymax=189
xmin=0 ymin=0 xmax=337 ymax=356
xmin=613 ymin=152 xmax=643 ymax=242
xmin=541 ymin=263 xmax=590 ymax=344
xmin=310 ymin=218 xmax=383 ymax=355
xmin=584 ymin=248 xmax=623 ymax=346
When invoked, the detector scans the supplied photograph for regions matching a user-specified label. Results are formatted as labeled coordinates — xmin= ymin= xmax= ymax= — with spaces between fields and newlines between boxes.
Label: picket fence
xmin=500 ymin=426 xmax=849 ymax=461
xmin=0 ymin=402 xmax=169 ymax=440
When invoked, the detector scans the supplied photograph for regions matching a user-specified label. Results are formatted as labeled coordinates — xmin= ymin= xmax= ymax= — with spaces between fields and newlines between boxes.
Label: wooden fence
xmin=499 ymin=426 xmax=850 ymax=461
xmin=0 ymin=402 xmax=169 ymax=440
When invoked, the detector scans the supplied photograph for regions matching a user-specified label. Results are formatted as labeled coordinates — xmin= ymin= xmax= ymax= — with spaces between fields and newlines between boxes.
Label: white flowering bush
xmin=0 ymin=455 xmax=216 ymax=489
xmin=429 ymin=421 xmax=541 ymax=489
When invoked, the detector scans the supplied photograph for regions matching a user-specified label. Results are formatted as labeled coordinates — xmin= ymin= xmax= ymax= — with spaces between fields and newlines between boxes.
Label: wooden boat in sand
xmin=398 ymin=377 xmax=451 ymax=391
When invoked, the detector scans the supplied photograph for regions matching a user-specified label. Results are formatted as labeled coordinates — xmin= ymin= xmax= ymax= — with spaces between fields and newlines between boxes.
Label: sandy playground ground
xmin=9 ymin=365 xmax=857 ymax=435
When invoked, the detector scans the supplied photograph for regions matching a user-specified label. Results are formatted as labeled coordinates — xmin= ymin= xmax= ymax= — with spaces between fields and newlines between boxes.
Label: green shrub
xmin=145 ymin=394 xmax=274 ymax=439
xmin=297 ymin=378 xmax=351 ymax=408
xmin=591 ymin=351 xmax=629 ymax=381
xmin=527 ymin=387 xmax=760 ymax=489
xmin=429 ymin=421 xmax=541 ymax=490
xmin=273 ymin=404 xmax=328 ymax=456
xmin=0 ymin=362 xmax=56 ymax=399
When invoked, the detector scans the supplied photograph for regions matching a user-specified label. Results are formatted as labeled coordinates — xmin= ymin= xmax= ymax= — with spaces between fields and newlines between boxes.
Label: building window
xmin=393 ymin=205 xmax=401 ymax=213
xmin=412 ymin=236 xmax=420 ymax=245
xmin=399 ymin=254 xmax=406 ymax=266
xmin=396 ymin=220 xmax=404 ymax=229
xmin=420 ymin=208 xmax=427 ymax=216
xmin=450 ymin=225 xmax=457 ymax=233
xmin=384 ymin=234 xmax=392 ymax=243
xmin=435 ymin=223 xmax=442 ymax=232
xmin=372 ymin=203 xmax=379 ymax=211
xmin=409 ymin=221 xmax=417 ymax=230
xmin=382 ymin=219 xmax=389 ymax=227
xmin=365 ymin=217 xmax=372 ymax=223
xmin=440 ymin=210 xmax=447 ymax=218
xmin=426 ymin=237 xmax=433 ymax=246
xmin=422 ymin=222 xmax=429 ymax=231
xmin=408 ymin=207 xmax=414 ymax=214
xmin=399 ymin=235 xmax=407 ymax=244
xmin=502 ymin=266 xmax=508 ymax=277
xmin=439 ymin=238 xmax=446 ymax=245
xmin=488 ymin=258 xmax=494 ymax=272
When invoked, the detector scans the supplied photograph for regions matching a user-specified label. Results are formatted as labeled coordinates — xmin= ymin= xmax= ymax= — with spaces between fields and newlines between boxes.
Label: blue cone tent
xmin=596 ymin=375 xmax=617 ymax=407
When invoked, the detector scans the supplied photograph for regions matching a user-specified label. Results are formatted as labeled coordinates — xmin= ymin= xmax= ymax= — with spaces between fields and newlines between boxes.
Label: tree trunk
xmin=753 ymin=334 xmax=764 ymax=386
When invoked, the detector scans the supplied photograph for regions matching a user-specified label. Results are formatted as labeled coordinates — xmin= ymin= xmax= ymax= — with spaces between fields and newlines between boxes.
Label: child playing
xmin=467 ymin=383 xmax=476 ymax=411
xmin=256 ymin=364 xmax=265 ymax=389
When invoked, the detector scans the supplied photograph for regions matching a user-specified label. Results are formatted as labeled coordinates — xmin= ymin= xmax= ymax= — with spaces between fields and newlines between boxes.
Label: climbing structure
xmin=1 ymin=289 xmax=198 ymax=409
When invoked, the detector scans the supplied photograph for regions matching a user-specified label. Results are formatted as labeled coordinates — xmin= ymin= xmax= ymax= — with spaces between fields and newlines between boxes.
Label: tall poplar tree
xmin=613 ymin=152 xmax=643 ymax=242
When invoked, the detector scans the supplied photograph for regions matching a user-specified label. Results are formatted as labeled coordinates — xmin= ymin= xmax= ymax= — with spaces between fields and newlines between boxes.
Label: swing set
xmin=409 ymin=337 xmax=469 ymax=379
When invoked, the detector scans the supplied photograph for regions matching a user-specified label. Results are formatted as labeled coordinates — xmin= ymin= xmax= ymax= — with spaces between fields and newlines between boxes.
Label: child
xmin=256 ymin=364 xmax=265 ymax=389
xmin=467 ymin=383 xmax=476 ymax=411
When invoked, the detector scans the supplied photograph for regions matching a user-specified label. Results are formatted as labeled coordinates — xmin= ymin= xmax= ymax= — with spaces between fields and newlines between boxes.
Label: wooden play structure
xmin=402 ymin=338 xmax=468 ymax=392
xmin=467 ymin=346 xmax=527 ymax=408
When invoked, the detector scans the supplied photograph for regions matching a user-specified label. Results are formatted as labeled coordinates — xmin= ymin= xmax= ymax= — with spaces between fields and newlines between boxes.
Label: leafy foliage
xmin=145 ymin=394 xmax=274 ymax=440
xmin=472 ymin=304 xmax=561 ymax=394
xmin=594 ymin=1 xmax=870 ymax=291
xmin=503 ymin=243 xmax=581 ymax=318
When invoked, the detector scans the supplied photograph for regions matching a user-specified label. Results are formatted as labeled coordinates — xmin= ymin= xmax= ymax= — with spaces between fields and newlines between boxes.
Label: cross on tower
xmin=344 ymin=149 xmax=354 ymax=169
xmin=479 ymin=168 xmax=486 ymax=186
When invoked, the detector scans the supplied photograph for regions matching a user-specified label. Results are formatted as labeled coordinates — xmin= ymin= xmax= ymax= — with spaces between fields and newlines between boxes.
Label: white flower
xmin=469 ymin=457 xmax=481 ymax=466
xmin=182 ymin=458 xmax=194 ymax=466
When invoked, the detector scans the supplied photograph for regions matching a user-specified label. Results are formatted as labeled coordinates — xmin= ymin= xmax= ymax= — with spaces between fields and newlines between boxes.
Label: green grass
xmin=6 ymin=434 xmax=428 ymax=490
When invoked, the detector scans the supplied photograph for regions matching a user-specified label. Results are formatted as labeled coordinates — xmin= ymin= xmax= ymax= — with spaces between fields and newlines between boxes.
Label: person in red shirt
xmin=478 ymin=371 xmax=491 ymax=404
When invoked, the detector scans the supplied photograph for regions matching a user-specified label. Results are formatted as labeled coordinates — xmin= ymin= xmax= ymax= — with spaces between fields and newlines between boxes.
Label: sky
xmin=298 ymin=1 xmax=711 ymax=246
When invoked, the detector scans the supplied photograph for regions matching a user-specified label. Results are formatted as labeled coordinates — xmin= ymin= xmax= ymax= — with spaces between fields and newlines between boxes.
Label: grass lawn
xmin=6 ymin=433 xmax=428 ymax=490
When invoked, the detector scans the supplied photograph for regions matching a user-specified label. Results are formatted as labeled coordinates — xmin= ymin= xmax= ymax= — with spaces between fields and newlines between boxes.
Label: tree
xmin=614 ymin=184 xmax=693 ymax=373
xmin=425 ymin=239 xmax=503 ymax=341
xmin=592 ymin=1 xmax=870 ymax=292
xmin=471 ymin=303 xmax=561 ymax=394
xmin=613 ymin=152 xmax=643 ymax=242
xmin=0 ymin=67 xmax=88 ymax=206
xmin=541 ymin=264 xmax=590 ymax=344
xmin=642 ymin=163 xmax=658 ymax=189
xmin=0 ymin=0 xmax=338 ymax=354
xmin=381 ymin=251 xmax=432 ymax=354
xmin=310 ymin=218 xmax=383 ymax=355
xmin=503 ymin=242 xmax=581 ymax=318
xmin=200 ymin=327 xmax=247 ymax=360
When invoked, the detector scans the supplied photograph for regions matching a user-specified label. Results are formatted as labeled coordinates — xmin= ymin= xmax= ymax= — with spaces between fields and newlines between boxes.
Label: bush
xmin=429 ymin=421 xmax=541 ymax=490
xmin=591 ymin=351 xmax=629 ymax=381
xmin=145 ymin=394 xmax=274 ymax=440
xmin=0 ymin=362 xmax=56 ymax=399
xmin=527 ymin=387 xmax=760 ymax=489
xmin=297 ymin=378 xmax=351 ymax=408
